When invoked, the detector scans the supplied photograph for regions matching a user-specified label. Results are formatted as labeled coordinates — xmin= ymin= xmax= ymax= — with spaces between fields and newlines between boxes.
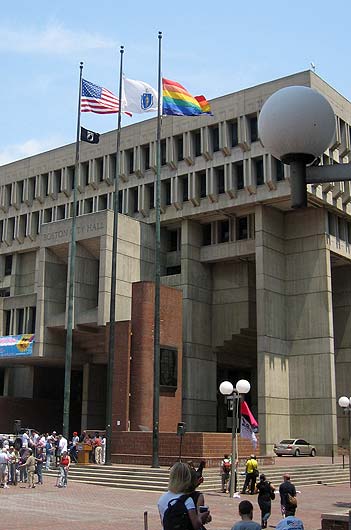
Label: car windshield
xmin=280 ymin=439 xmax=294 ymax=444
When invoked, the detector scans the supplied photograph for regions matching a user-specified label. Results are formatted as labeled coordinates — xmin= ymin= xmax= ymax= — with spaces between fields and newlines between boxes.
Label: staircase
xmin=44 ymin=462 xmax=349 ymax=492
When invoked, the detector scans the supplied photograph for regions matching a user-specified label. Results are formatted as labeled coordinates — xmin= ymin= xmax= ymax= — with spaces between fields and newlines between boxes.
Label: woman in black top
xmin=256 ymin=474 xmax=275 ymax=528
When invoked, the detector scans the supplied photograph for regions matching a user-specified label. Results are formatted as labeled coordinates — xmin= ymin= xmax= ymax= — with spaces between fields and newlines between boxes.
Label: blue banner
xmin=0 ymin=334 xmax=35 ymax=357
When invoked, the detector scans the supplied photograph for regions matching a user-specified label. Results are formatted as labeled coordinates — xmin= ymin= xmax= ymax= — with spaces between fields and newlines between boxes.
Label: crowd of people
xmin=0 ymin=429 xmax=106 ymax=489
xmin=158 ymin=459 xmax=302 ymax=530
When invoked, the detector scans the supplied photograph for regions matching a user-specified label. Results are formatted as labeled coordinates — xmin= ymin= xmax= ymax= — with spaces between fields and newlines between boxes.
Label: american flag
xmin=81 ymin=79 xmax=126 ymax=114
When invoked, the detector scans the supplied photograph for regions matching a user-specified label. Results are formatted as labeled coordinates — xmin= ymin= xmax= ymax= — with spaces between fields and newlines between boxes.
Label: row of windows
xmin=3 ymin=306 xmax=36 ymax=335
xmin=328 ymin=212 xmax=351 ymax=243
xmin=0 ymin=116 xmax=261 ymax=210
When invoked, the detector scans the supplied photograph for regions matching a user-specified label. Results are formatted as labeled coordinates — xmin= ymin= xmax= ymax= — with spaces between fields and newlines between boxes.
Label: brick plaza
xmin=0 ymin=471 xmax=349 ymax=530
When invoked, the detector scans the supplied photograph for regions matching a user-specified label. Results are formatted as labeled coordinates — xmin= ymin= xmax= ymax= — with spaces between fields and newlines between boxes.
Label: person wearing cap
xmin=241 ymin=454 xmax=258 ymax=495
xmin=279 ymin=474 xmax=297 ymax=517
xmin=276 ymin=516 xmax=304 ymax=530
xmin=19 ymin=448 xmax=36 ymax=488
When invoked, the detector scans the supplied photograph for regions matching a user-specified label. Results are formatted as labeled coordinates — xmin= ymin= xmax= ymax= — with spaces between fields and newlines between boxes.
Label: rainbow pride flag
xmin=162 ymin=78 xmax=211 ymax=116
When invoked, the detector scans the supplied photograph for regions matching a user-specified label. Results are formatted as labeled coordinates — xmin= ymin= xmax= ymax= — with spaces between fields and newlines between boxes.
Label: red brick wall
xmin=111 ymin=321 xmax=132 ymax=432
xmin=111 ymin=431 xmax=262 ymax=466
xmin=129 ymin=282 xmax=182 ymax=432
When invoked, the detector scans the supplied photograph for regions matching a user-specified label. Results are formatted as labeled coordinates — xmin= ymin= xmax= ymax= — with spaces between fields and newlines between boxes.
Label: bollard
xmin=144 ymin=511 xmax=148 ymax=530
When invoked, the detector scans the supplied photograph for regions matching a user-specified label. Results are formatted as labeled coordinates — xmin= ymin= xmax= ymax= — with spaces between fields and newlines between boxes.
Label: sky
xmin=1 ymin=0 xmax=350 ymax=166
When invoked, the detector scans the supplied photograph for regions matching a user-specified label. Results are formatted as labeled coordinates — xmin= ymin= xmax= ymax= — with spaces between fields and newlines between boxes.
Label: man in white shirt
xmin=0 ymin=448 xmax=10 ymax=488
xmin=21 ymin=431 xmax=29 ymax=448
xmin=58 ymin=435 xmax=68 ymax=455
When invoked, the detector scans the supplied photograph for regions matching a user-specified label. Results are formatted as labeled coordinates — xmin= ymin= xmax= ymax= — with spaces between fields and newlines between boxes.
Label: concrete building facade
xmin=0 ymin=70 xmax=351 ymax=455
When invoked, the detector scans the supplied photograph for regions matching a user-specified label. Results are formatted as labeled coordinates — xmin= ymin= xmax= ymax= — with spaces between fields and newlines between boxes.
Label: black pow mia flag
xmin=80 ymin=126 xmax=100 ymax=144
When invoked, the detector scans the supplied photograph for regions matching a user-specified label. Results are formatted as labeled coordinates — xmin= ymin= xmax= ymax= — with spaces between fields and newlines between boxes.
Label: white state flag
xmin=122 ymin=77 xmax=158 ymax=114
xmin=241 ymin=416 xmax=258 ymax=450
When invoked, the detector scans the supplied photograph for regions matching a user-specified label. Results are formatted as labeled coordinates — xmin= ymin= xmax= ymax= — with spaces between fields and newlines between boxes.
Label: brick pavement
xmin=0 ymin=471 xmax=350 ymax=530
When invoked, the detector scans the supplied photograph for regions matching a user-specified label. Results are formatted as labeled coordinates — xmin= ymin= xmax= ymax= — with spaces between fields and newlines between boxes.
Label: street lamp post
xmin=338 ymin=396 xmax=351 ymax=488
xmin=219 ymin=379 xmax=250 ymax=498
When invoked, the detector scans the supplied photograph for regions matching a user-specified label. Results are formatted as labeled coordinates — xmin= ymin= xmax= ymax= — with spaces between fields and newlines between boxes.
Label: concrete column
xmin=81 ymin=362 xmax=89 ymax=432
xmin=180 ymin=219 xmax=216 ymax=431
xmin=285 ymin=208 xmax=337 ymax=456
xmin=256 ymin=205 xmax=290 ymax=455
xmin=332 ymin=264 xmax=351 ymax=448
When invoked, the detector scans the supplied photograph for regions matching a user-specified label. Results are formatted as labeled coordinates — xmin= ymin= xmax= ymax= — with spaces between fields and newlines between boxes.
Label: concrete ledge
xmin=321 ymin=511 xmax=350 ymax=530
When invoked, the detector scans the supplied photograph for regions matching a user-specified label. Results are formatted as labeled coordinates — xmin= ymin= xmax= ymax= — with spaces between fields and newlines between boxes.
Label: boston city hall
xmin=0 ymin=70 xmax=350 ymax=457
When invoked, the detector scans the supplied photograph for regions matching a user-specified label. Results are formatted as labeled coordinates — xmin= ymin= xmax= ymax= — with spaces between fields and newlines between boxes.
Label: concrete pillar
xmin=81 ymin=362 xmax=89 ymax=432
xmin=256 ymin=205 xmax=290 ymax=455
xmin=285 ymin=208 xmax=337 ymax=456
xmin=332 ymin=264 xmax=351 ymax=448
xmin=180 ymin=219 xmax=216 ymax=431
xmin=12 ymin=366 xmax=34 ymax=398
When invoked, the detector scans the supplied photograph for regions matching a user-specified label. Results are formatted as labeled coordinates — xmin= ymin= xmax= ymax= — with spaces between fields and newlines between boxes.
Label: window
xmin=4 ymin=310 xmax=11 ymax=335
xmin=148 ymin=183 xmax=155 ymax=209
xmin=161 ymin=140 xmax=167 ymax=166
xmin=160 ymin=347 xmax=178 ymax=389
xmin=57 ymin=205 xmax=65 ymax=220
xmin=237 ymin=216 xmax=248 ymax=240
xmin=167 ymin=230 xmax=178 ymax=252
xmin=41 ymin=173 xmax=49 ymax=196
xmin=218 ymin=220 xmax=229 ymax=243
xmin=275 ymin=159 xmax=284 ymax=181
xmin=44 ymin=208 xmax=53 ymax=223
xmin=176 ymin=135 xmax=183 ymax=161
xmin=5 ymin=255 xmax=13 ymax=276
xmin=216 ymin=167 xmax=225 ymax=194
xmin=28 ymin=177 xmax=36 ymax=202
xmin=348 ymin=223 xmax=351 ymax=244
xmin=98 ymin=194 xmax=108 ymax=211
xmin=181 ymin=176 xmax=188 ymax=202
xmin=250 ymin=116 xmax=258 ymax=142
xmin=85 ymin=198 xmax=94 ymax=214
xmin=229 ymin=121 xmax=238 ymax=147
xmin=338 ymin=217 xmax=345 ymax=240
xmin=255 ymin=158 xmax=264 ymax=186
xmin=236 ymin=163 xmax=244 ymax=190
xmin=17 ymin=181 xmax=24 ymax=203
xmin=328 ymin=212 xmax=336 ymax=236
xmin=0 ymin=289 xmax=10 ymax=298
xmin=164 ymin=180 xmax=171 ymax=206
xmin=54 ymin=170 xmax=62 ymax=193
xmin=166 ymin=266 xmax=181 ymax=275
xmin=96 ymin=158 xmax=104 ymax=181
xmin=32 ymin=211 xmax=40 ymax=235
xmin=211 ymin=126 xmax=220 ymax=152
xmin=193 ymin=130 xmax=201 ymax=157
xmin=81 ymin=162 xmax=89 ymax=187
xmin=126 ymin=149 xmax=134 ymax=174
xmin=202 ymin=224 xmax=211 ymax=246
xmin=67 ymin=166 xmax=75 ymax=192
xmin=17 ymin=308 xmax=24 ymax=334
xmin=197 ymin=171 xmax=206 ymax=198
xmin=118 ymin=190 xmax=123 ymax=213
xmin=5 ymin=184 xmax=11 ymax=207
xmin=28 ymin=306 xmax=36 ymax=334
xmin=132 ymin=187 xmax=138 ymax=213
xmin=142 ymin=144 xmax=150 ymax=170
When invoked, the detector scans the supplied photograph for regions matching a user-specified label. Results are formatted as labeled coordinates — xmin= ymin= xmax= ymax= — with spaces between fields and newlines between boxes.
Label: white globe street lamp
xmin=258 ymin=86 xmax=336 ymax=208
xmin=219 ymin=378 xmax=251 ymax=498
xmin=338 ymin=396 xmax=351 ymax=488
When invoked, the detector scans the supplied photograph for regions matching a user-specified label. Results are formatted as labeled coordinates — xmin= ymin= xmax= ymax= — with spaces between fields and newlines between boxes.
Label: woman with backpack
xmin=255 ymin=474 xmax=275 ymax=528
xmin=220 ymin=454 xmax=231 ymax=493
xmin=157 ymin=462 xmax=211 ymax=529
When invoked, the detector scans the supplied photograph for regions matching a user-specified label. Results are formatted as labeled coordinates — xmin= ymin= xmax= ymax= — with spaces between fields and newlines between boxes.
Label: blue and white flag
xmin=122 ymin=77 xmax=158 ymax=114
xmin=241 ymin=416 xmax=258 ymax=449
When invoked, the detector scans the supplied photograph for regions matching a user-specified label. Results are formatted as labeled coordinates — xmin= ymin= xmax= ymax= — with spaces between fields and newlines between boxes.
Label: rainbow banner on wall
xmin=162 ymin=78 xmax=211 ymax=116
xmin=0 ymin=334 xmax=35 ymax=357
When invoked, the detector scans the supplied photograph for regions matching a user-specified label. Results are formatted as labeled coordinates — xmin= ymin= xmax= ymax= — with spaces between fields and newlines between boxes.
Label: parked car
xmin=273 ymin=438 xmax=317 ymax=457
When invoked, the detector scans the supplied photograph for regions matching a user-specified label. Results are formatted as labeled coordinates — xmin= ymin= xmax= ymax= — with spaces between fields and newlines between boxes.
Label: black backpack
xmin=163 ymin=494 xmax=193 ymax=530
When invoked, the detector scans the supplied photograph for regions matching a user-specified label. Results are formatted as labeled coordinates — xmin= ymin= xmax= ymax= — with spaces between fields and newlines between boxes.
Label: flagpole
xmin=62 ymin=61 xmax=83 ymax=439
xmin=152 ymin=31 xmax=162 ymax=469
xmin=105 ymin=45 xmax=124 ymax=466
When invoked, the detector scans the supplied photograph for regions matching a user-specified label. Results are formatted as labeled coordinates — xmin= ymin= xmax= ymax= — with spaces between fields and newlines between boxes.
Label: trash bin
xmin=77 ymin=443 xmax=92 ymax=465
